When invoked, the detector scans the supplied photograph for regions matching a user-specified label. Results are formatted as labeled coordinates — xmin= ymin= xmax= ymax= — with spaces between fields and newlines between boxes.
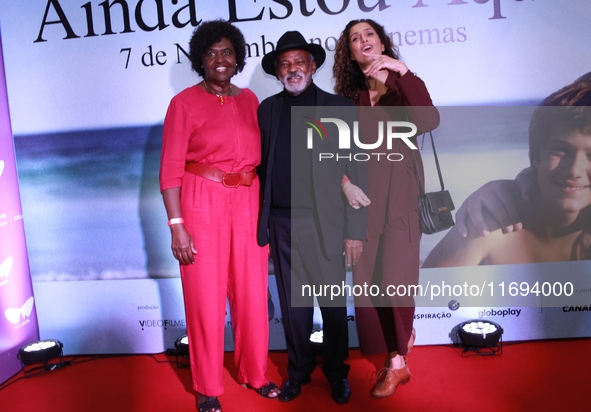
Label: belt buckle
xmin=222 ymin=172 xmax=241 ymax=188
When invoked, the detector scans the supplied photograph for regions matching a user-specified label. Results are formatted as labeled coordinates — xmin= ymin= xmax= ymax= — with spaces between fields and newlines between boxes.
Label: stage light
xmin=175 ymin=334 xmax=189 ymax=357
xmin=17 ymin=339 xmax=65 ymax=370
xmin=455 ymin=320 xmax=503 ymax=356
xmin=170 ymin=333 xmax=190 ymax=368
xmin=309 ymin=328 xmax=323 ymax=357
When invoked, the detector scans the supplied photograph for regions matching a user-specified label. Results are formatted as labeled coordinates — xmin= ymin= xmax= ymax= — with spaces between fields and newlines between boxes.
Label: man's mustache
xmin=285 ymin=72 xmax=303 ymax=80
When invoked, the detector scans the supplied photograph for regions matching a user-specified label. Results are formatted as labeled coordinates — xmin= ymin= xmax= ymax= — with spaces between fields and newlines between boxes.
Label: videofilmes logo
xmin=139 ymin=319 xmax=186 ymax=331
xmin=303 ymin=117 xmax=418 ymax=162
xmin=4 ymin=296 xmax=35 ymax=326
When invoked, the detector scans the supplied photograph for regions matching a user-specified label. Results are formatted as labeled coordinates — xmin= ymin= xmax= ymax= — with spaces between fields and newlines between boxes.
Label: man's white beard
xmin=280 ymin=70 xmax=312 ymax=95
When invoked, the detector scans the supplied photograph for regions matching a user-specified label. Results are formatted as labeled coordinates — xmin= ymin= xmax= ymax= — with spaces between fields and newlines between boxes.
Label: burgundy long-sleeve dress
xmin=160 ymin=85 xmax=270 ymax=395
xmin=353 ymin=70 xmax=439 ymax=355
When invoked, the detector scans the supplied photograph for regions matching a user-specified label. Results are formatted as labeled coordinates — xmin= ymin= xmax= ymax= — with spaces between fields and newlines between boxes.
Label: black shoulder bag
xmin=412 ymin=131 xmax=455 ymax=234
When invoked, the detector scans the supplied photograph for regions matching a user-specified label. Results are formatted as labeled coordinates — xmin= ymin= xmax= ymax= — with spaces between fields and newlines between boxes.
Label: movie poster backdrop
xmin=0 ymin=0 xmax=590 ymax=355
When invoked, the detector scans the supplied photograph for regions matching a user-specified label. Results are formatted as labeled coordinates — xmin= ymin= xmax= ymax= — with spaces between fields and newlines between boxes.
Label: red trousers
xmin=180 ymin=175 xmax=269 ymax=396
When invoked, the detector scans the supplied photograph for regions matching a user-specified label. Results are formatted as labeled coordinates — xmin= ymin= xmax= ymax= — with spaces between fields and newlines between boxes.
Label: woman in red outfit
xmin=333 ymin=19 xmax=439 ymax=398
xmin=159 ymin=20 xmax=278 ymax=412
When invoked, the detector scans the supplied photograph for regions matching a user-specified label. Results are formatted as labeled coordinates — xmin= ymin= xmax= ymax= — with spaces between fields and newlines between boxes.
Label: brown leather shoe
xmin=371 ymin=365 xmax=411 ymax=398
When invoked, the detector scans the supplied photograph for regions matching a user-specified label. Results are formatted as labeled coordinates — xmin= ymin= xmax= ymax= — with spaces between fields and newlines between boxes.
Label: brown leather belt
xmin=185 ymin=162 xmax=257 ymax=188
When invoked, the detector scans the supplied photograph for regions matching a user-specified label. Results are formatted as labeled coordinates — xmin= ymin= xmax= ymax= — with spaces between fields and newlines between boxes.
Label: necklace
xmin=204 ymin=81 xmax=233 ymax=105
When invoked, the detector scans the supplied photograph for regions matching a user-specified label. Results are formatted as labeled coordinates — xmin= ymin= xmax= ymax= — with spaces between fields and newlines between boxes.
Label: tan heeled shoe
xmin=371 ymin=364 xmax=411 ymax=398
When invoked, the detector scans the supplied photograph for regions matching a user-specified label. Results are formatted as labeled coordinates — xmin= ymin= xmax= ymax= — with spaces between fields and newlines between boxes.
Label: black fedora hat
xmin=261 ymin=31 xmax=326 ymax=75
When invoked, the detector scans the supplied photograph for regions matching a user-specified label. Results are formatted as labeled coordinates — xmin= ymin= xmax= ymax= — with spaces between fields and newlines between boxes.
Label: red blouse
xmin=160 ymin=85 xmax=261 ymax=191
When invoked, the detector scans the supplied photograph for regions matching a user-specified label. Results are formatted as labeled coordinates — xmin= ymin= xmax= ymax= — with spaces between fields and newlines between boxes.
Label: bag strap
xmin=412 ymin=131 xmax=446 ymax=194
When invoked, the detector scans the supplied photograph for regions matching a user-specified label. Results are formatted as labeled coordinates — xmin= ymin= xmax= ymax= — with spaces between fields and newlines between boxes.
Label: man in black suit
xmin=257 ymin=31 xmax=367 ymax=404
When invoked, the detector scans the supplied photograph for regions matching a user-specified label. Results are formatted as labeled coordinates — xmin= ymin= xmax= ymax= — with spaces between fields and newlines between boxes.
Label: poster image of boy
xmin=423 ymin=81 xmax=591 ymax=267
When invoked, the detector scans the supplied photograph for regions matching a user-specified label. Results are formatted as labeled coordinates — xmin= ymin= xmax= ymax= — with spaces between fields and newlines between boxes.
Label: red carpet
xmin=1 ymin=339 xmax=589 ymax=411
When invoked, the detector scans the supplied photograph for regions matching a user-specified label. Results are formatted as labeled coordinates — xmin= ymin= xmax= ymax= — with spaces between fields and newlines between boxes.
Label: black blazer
xmin=257 ymin=84 xmax=368 ymax=258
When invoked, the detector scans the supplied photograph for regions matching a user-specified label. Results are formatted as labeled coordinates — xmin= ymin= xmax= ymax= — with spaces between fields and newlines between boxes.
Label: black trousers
xmin=269 ymin=213 xmax=349 ymax=382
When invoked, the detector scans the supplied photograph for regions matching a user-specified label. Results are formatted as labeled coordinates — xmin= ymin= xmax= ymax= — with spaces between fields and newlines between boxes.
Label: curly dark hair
xmin=188 ymin=19 xmax=247 ymax=78
xmin=333 ymin=19 xmax=400 ymax=102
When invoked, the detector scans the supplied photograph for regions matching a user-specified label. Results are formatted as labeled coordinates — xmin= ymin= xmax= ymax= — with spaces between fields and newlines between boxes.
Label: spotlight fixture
xmin=175 ymin=334 xmax=189 ymax=357
xmin=17 ymin=339 xmax=66 ymax=373
xmin=455 ymin=320 xmax=503 ymax=356
xmin=171 ymin=334 xmax=190 ymax=367
xmin=309 ymin=329 xmax=323 ymax=357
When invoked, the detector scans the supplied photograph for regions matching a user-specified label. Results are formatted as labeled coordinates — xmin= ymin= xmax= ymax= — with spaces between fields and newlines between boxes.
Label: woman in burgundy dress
xmin=333 ymin=19 xmax=439 ymax=398
xmin=160 ymin=20 xmax=278 ymax=412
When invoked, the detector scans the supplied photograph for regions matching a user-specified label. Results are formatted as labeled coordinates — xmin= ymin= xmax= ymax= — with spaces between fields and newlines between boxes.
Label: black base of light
xmin=18 ymin=340 xmax=64 ymax=366
xmin=457 ymin=320 xmax=504 ymax=347
xmin=459 ymin=336 xmax=503 ymax=357
xmin=17 ymin=339 xmax=69 ymax=376
xmin=172 ymin=334 xmax=190 ymax=368
xmin=450 ymin=321 xmax=504 ymax=357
